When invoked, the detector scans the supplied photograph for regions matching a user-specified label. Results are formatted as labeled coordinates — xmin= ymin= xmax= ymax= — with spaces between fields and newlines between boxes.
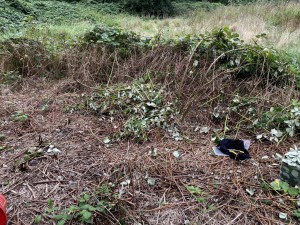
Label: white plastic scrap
xmin=147 ymin=177 xmax=156 ymax=186
xmin=200 ymin=127 xmax=210 ymax=134
xmin=173 ymin=150 xmax=181 ymax=158
xmin=279 ymin=212 xmax=287 ymax=220
xmin=46 ymin=145 xmax=61 ymax=155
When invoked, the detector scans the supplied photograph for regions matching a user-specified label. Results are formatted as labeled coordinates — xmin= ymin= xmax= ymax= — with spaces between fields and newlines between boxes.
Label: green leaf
xmin=293 ymin=209 xmax=300 ymax=219
xmin=34 ymin=215 xmax=42 ymax=224
xmin=288 ymin=187 xmax=299 ymax=197
xmin=207 ymin=204 xmax=217 ymax=211
xmin=52 ymin=214 xmax=65 ymax=220
xmin=260 ymin=199 xmax=272 ymax=205
xmin=81 ymin=210 xmax=92 ymax=221
xmin=195 ymin=197 xmax=205 ymax=203
xmin=46 ymin=207 xmax=59 ymax=213
xmin=68 ymin=205 xmax=79 ymax=213
xmin=186 ymin=186 xmax=203 ymax=195
xmin=260 ymin=181 xmax=271 ymax=190
xmin=57 ymin=220 xmax=66 ymax=225
xmin=280 ymin=181 xmax=289 ymax=193
xmin=270 ymin=179 xmax=281 ymax=191
xmin=47 ymin=199 xmax=54 ymax=208
xmin=80 ymin=204 xmax=96 ymax=211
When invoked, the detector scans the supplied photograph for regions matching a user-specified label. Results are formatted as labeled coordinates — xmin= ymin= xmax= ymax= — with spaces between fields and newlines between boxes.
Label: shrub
xmin=123 ymin=0 xmax=175 ymax=17
xmin=83 ymin=24 xmax=151 ymax=53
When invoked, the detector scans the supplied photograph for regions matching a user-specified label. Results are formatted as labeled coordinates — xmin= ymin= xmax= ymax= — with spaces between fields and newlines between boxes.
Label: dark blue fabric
xmin=217 ymin=139 xmax=251 ymax=161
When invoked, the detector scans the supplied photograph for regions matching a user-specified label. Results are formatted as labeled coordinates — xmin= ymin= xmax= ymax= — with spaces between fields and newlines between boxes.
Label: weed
xmin=40 ymin=190 xmax=115 ymax=224
xmin=12 ymin=111 xmax=28 ymax=122
xmin=186 ymin=185 xmax=206 ymax=203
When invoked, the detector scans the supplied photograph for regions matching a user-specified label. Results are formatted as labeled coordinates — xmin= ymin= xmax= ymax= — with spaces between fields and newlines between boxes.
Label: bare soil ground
xmin=0 ymin=77 xmax=297 ymax=224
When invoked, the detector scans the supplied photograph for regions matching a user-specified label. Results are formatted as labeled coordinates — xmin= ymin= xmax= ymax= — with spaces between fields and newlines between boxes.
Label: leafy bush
xmin=83 ymin=25 xmax=298 ymax=85
xmin=170 ymin=27 xmax=296 ymax=84
xmin=123 ymin=0 xmax=175 ymax=17
xmin=0 ymin=71 xmax=21 ymax=85
xmin=83 ymin=24 xmax=151 ymax=54
xmin=173 ymin=1 xmax=223 ymax=15
xmin=84 ymin=24 xmax=139 ymax=45
xmin=0 ymin=0 xmax=35 ymax=33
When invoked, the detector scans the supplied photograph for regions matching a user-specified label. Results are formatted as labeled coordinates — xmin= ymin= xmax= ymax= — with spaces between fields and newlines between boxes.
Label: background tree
xmin=123 ymin=0 xmax=174 ymax=17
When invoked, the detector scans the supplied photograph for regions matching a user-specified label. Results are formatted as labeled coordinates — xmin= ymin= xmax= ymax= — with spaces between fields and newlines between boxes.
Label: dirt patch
xmin=0 ymin=77 xmax=297 ymax=224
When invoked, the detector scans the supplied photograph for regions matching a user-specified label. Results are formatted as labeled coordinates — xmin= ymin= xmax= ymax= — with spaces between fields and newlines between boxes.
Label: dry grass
xmin=0 ymin=75 xmax=299 ymax=224
xmin=1 ymin=41 xmax=300 ymax=224
xmin=118 ymin=2 xmax=300 ymax=52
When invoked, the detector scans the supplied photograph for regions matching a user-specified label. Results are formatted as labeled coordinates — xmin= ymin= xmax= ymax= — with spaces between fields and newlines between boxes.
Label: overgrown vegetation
xmin=88 ymin=78 xmax=179 ymax=141
xmin=1 ymin=22 xmax=300 ymax=142
xmin=2 ymin=0 xmax=300 ymax=224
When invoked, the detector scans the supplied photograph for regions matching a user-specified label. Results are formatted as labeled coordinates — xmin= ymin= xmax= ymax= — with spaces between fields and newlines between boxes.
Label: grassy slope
xmin=1 ymin=0 xmax=300 ymax=61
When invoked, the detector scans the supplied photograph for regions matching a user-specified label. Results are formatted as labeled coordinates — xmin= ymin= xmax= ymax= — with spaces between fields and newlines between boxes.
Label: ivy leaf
xmin=270 ymin=179 xmax=281 ymax=191
xmin=293 ymin=209 xmax=300 ymax=218
xmin=57 ymin=220 xmax=66 ymax=225
xmin=280 ymin=182 xmax=290 ymax=193
xmin=81 ymin=210 xmax=92 ymax=221
xmin=271 ymin=129 xmax=283 ymax=138
xmin=288 ymin=187 xmax=299 ymax=197
xmin=280 ymin=181 xmax=289 ymax=193
xmin=52 ymin=214 xmax=65 ymax=220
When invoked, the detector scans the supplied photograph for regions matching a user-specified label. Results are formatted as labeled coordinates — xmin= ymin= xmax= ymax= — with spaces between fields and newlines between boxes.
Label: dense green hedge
xmin=123 ymin=0 xmax=174 ymax=16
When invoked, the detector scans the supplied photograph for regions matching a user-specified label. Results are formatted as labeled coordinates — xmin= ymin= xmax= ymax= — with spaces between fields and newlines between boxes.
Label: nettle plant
xmin=89 ymin=78 xmax=180 ymax=141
